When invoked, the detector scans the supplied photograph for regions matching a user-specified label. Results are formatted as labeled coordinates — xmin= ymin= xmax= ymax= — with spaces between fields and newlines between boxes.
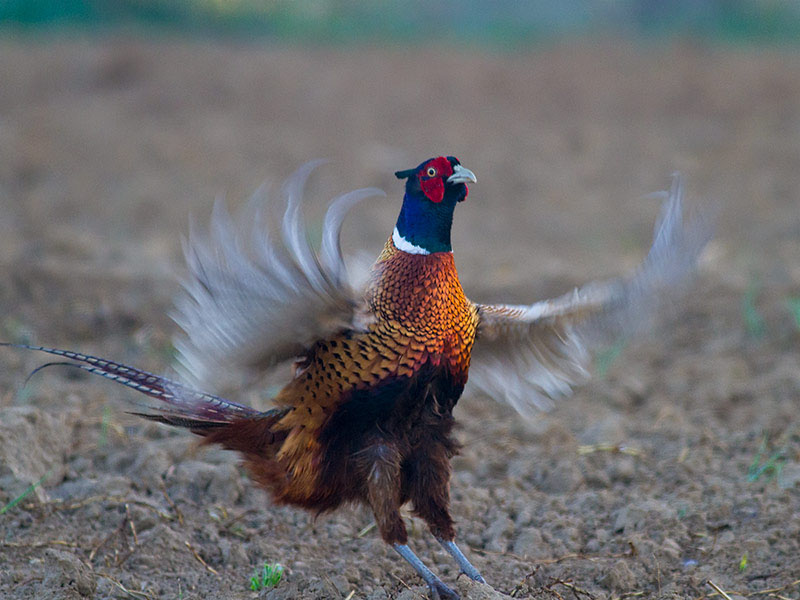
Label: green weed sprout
xmin=786 ymin=296 xmax=800 ymax=331
xmin=250 ymin=563 xmax=284 ymax=591
xmin=0 ymin=470 xmax=51 ymax=515
xmin=98 ymin=404 xmax=112 ymax=447
xmin=595 ymin=339 xmax=627 ymax=378
xmin=742 ymin=279 xmax=765 ymax=338
xmin=747 ymin=437 xmax=786 ymax=483
xmin=738 ymin=553 xmax=748 ymax=572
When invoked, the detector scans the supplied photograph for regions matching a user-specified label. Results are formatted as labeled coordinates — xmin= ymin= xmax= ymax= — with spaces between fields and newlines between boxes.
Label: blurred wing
xmin=468 ymin=174 xmax=713 ymax=416
xmin=172 ymin=162 xmax=384 ymax=390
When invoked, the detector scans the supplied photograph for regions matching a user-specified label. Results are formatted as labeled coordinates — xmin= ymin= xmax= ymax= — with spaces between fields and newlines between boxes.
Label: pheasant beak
xmin=447 ymin=165 xmax=477 ymax=185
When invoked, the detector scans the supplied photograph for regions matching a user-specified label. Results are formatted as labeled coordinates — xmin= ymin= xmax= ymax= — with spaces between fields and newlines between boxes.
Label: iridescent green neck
xmin=393 ymin=193 xmax=456 ymax=255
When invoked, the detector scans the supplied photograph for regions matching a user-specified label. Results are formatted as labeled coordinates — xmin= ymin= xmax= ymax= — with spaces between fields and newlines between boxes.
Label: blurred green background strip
xmin=2 ymin=0 xmax=800 ymax=46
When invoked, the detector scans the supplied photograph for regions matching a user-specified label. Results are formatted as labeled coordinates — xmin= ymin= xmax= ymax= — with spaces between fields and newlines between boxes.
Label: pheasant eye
xmin=426 ymin=167 xmax=437 ymax=178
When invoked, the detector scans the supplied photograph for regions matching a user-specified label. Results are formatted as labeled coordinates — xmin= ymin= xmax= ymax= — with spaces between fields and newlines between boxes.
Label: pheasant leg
xmin=437 ymin=538 xmax=486 ymax=583
xmin=393 ymin=543 xmax=459 ymax=600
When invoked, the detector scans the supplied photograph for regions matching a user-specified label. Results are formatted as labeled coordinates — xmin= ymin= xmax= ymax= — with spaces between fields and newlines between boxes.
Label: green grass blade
xmin=786 ymin=296 xmax=800 ymax=331
xmin=0 ymin=469 xmax=52 ymax=515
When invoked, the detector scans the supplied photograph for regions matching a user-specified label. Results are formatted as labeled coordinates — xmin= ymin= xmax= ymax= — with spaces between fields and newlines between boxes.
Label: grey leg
xmin=393 ymin=543 xmax=460 ymax=600
xmin=437 ymin=538 xmax=486 ymax=584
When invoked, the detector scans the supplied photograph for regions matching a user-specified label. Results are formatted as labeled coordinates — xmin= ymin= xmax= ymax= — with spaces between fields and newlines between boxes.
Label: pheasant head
xmin=393 ymin=156 xmax=476 ymax=255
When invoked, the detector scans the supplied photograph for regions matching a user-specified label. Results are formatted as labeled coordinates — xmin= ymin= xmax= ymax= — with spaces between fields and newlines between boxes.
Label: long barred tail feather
xmin=1 ymin=343 xmax=259 ymax=430
xmin=128 ymin=406 xmax=290 ymax=440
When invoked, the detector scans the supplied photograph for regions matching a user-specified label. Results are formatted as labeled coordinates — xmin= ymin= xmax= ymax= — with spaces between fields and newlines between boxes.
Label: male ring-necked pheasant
xmin=3 ymin=157 xmax=711 ymax=599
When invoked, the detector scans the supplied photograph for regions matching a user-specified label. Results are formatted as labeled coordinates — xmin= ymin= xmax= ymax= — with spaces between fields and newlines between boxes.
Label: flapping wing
xmin=172 ymin=162 xmax=384 ymax=390
xmin=468 ymin=175 xmax=713 ymax=416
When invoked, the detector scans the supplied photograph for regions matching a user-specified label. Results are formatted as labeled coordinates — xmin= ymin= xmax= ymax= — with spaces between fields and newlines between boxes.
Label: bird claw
xmin=393 ymin=543 xmax=460 ymax=600
xmin=429 ymin=580 xmax=460 ymax=600
xmin=464 ymin=572 xmax=486 ymax=584
xmin=437 ymin=538 xmax=486 ymax=585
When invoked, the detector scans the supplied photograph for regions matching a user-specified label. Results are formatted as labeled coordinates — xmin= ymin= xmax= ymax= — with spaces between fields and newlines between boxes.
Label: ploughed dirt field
xmin=1 ymin=38 xmax=799 ymax=599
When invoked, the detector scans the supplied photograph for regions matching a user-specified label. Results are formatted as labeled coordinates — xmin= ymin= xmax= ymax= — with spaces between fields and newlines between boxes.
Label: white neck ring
xmin=392 ymin=227 xmax=431 ymax=255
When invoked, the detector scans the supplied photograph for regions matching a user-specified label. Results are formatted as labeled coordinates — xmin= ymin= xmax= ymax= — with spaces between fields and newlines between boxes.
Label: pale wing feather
xmin=468 ymin=175 xmax=713 ymax=416
xmin=172 ymin=163 xmax=384 ymax=390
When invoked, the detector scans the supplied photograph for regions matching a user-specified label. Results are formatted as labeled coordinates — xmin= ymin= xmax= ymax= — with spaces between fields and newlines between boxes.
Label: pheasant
xmin=2 ymin=156 xmax=711 ymax=599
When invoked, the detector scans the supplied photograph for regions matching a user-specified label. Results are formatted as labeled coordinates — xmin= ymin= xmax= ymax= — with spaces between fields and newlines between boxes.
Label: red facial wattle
xmin=420 ymin=177 xmax=445 ymax=203
xmin=418 ymin=157 xmax=456 ymax=204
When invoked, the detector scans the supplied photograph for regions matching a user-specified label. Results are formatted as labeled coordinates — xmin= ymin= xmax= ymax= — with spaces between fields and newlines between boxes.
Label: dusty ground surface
xmin=1 ymin=38 xmax=799 ymax=600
